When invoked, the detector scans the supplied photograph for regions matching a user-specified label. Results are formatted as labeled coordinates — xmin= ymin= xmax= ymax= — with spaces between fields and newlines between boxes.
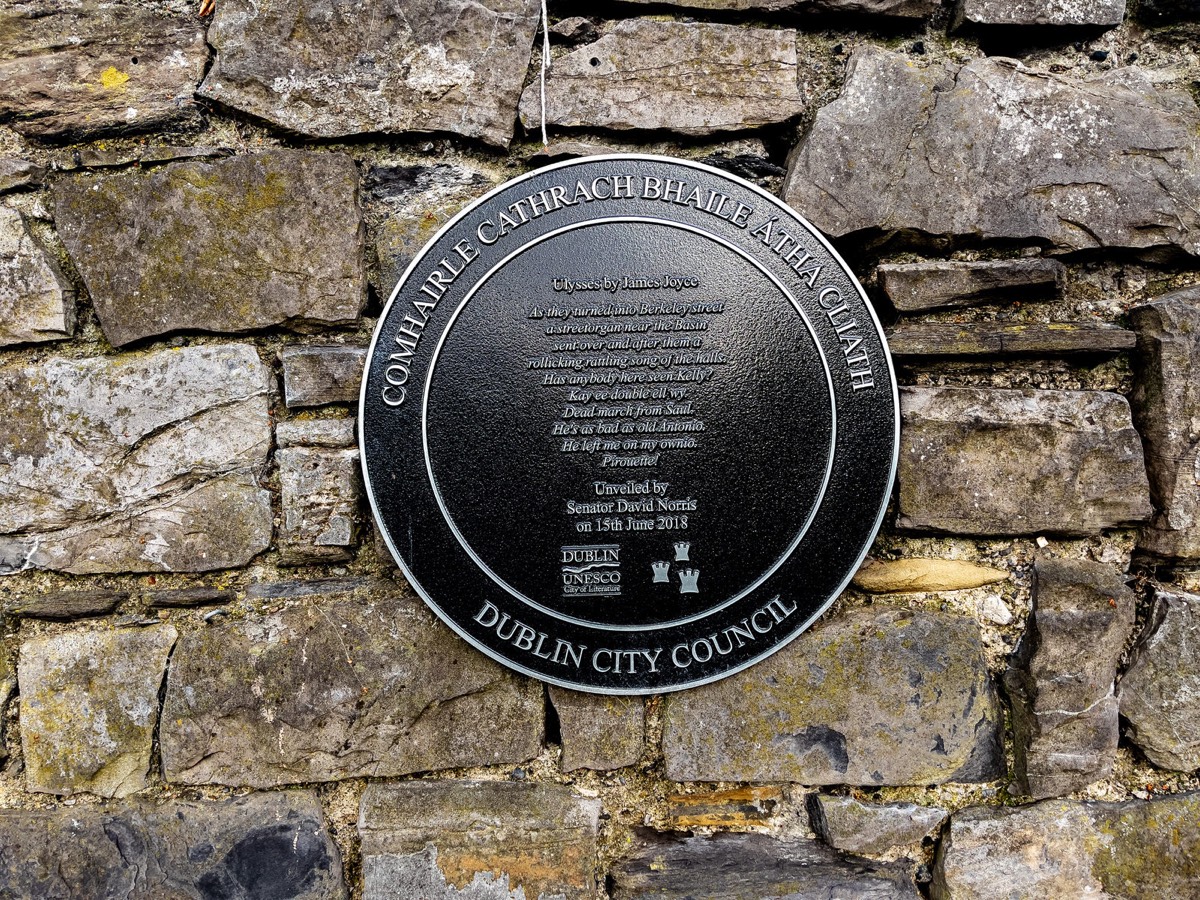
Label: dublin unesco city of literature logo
xmin=360 ymin=155 xmax=898 ymax=694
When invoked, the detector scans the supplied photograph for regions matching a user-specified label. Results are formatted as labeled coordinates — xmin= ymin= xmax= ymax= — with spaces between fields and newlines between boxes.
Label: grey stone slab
xmin=1130 ymin=287 xmax=1200 ymax=561
xmin=1007 ymin=559 xmax=1136 ymax=799
xmin=0 ymin=791 xmax=346 ymax=899
xmin=6 ymin=589 xmax=125 ymax=620
xmin=887 ymin=323 xmax=1135 ymax=357
xmin=898 ymin=387 xmax=1152 ymax=536
xmin=145 ymin=587 xmax=235 ymax=608
xmin=0 ymin=344 xmax=273 ymax=576
xmin=931 ymin=793 xmax=1200 ymax=900
xmin=878 ymin=259 xmax=1065 ymax=313
xmin=549 ymin=687 xmax=644 ymax=771
xmin=281 ymin=345 xmax=369 ymax=408
xmin=276 ymin=417 xmax=357 ymax=449
xmin=161 ymin=579 xmax=544 ymax=787
xmin=784 ymin=47 xmax=1200 ymax=256
xmin=199 ymin=0 xmax=540 ymax=148
xmin=0 ymin=2 xmax=207 ymax=138
xmin=551 ymin=16 xmax=599 ymax=43
xmin=0 ymin=158 xmax=43 ymax=193
xmin=519 ymin=20 xmax=806 ymax=136
xmin=19 ymin=625 xmax=176 ymax=798
xmin=809 ymin=795 xmax=948 ymax=855
xmin=0 ymin=205 xmax=74 ymax=347
xmin=954 ymin=0 xmax=1127 ymax=26
xmin=613 ymin=831 xmax=920 ymax=899
xmin=277 ymin=445 xmax=361 ymax=564
xmin=613 ymin=0 xmax=936 ymax=16
xmin=1118 ymin=589 xmax=1200 ymax=771
xmin=662 ymin=606 xmax=1003 ymax=786
xmin=360 ymin=781 xmax=600 ymax=900
xmin=54 ymin=150 xmax=365 ymax=347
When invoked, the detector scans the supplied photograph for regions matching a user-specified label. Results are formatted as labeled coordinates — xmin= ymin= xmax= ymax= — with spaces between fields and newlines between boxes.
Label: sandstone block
xmin=6 ymin=589 xmax=125 ymax=620
xmin=666 ymin=787 xmax=783 ymax=830
xmin=359 ymin=780 xmax=600 ymax=900
xmin=19 ymin=626 xmax=176 ymax=797
xmin=548 ymin=687 xmax=644 ymax=771
xmin=0 ymin=205 xmax=73 ymax=347
xmin=887 ymin=323 xmax=1135 ymax=358
xmin=519 ymin=20 xmax=806 ymax=136
xmin=662 ymin=607 xmax=1003 ymax=785
xmin=277 ymin=418 xmax=357 ymax=449
xmin=809 ymin=795 xmax=947 ymax=855
xmin=853 ymin=557 xmax=1008 ymax=593
xmin=281 ymin=345 xmax=368 ymax=408
xmin=277 ymin=445 xmax=361 ymax=564
xmin=898 ymin=387 xmax=1151 ymax=535
xmin=161 ymin=579 xmax=543 ymax=787
xmin=878 ymin=259 xmax=1065 ymax=313
xmin=954 ymin=0 xmax=1126 ymax=27
xmin=54 ymin=150 xmax=365 ymax=347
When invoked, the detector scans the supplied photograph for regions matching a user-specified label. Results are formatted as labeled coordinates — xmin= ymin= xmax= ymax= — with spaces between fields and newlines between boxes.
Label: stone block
xmin=0 ymin=650 xmax=11 ymax=766
xmin=6 ymin=589 xmax=125 ymax=620
xmin=0 ymin=792 xmax=345 ymax=899
xmin=359 ymin=780 xmax=600 ymax=900
xmin=281 ymin=345 xmax=368 ymax=408
xmin=0 ymin=158 xmax=43 ymax=193
xmin=519 ymin=20 xmax=806 ymax=136
xmin=886 ymin=323 xmax=1135 ymax=358
xmin=808 ymin=795 xmax=947 ymax=855
xmin=784 ymin=47 xmax=1200 ymax=256
xmin=898 ymin=387 xmax=1151 ymax=536
xmin=548 ymin=687 xmax=644 ymax=771
xmin=145 ymin=587 xmax=234 ymax=608
xmin=1006 ymin=559 xmax=1136 ymax=799
xmin=954 ymin=0 xmax=1126 ymax=27
xmin=0 ymin=205 xmax=73 ymax=347
xmin=0 ymin=3 xmax=206 ymax=138
xmin=1118 ymin=589 xmax=1200 ymax=771
xmin=853 ymin=557 xmax=1007 ymax=593
xmin=662 ymin=607 xmax=1003 ymax=785
xmin=878 ymin=259 xmax=1065 ymax=312
xmin=19 ymin=625 xmax=176 ymax=797
xmin=1138 ymin=0 xmax=1200 ymax=20
xmin=614 ymin=0 xmax=936 ymax=14
xmin=54 ymin=150 xmax=365 ymax=347
xmin=161 ymin=579 xmax=543 ymax=787
xmin=199 ymin=0 xmax=540 ymax=148
xmin=0 ymin=344 xmax=273 ymax=576
xmin=277 ymin=418 xmax=357 ymax=449
xmin=277 ymin=445 xmax=362 ymax=564
xmin=666 ymin=787 xmax=783 ymax=830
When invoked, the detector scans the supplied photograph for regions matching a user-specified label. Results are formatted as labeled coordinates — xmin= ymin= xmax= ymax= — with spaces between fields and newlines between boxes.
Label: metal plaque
xmin=361 ymin=155 xmax=897 ymax=694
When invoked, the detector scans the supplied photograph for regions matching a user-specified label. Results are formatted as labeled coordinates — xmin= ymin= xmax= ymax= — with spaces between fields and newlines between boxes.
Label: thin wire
xmin=539 ymin=0 xmax=550 ymax=146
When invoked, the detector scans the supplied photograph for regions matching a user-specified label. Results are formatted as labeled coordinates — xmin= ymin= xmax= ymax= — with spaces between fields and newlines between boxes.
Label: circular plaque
xmin=361 ymin=155 xmax=897 ymax=694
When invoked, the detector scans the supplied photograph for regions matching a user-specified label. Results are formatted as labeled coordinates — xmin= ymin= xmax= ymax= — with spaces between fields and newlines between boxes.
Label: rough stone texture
xmin=666 ymin=787 xmax=783 ymax=829
xmin=199 ymin=0 xmax=540 ymax=148
xmin=853 ymin=557 xmax=1008 ymax=593
xmin=898 ymin=387 xmax=1152 ymax=536
xmin=809 ymin=795 xmax=948 ymax=855
xmin=0 ymin=157 xmax=43 ymax=193
xmin=281 ymin=345 xmax=368 ymax=408
xmin=6 ymin=589 xmax=125 ymax=620
xmin=548 ymin=687 xmax=644 ymax=771
xmin=0 ymin=791 xmax=346 ymax=899
xmin=613 ymin=831 xmax=920 ymax=899
xmin=1138 ymin=0 xmax=1200 ymax=20
xmin=551 ymin=16 xmax=599 ymax=44
xmin=359 ymin=781 xmax=600 ymax=900
xmin=1118 ymin=589 xmax=1200 ymax=771
xmin=19 ymin=625 xmax=176 ymax=798
xmin=519 ymin=20 xmax=807 ymax=136
xmin=931 ymin=793 xmax=1200 ymax=899
xmin=878 ymin=259 xmax=1065 ymax=313
xmin=0 ymin=3 xmax=207 ymax=138
xmin=614 ymin=0 xmax=936 ymax=16
xmin=54 ymin=150 xmax=365 ymax=347
xmin=887 ymin=323 xmax=1135 ymax=357
xmin=662 ymin=607 xmax=1003 ymax=785
xmin=277 ymin=445 xmax=361 ymax=564
xmin=0 ymin=650 xmax=11 ymax=766
xmin=954 ymin=0 xmax=1127 ymax=26
xmin=784 ymin=47 xmax=1200 ymax=256
xmin=0 ymin=344 xmax=273 ymax=576
xmin=0 ymin=205 xmax=74 ymax=347
xmin=276 ymin=418 xmax=357 ymax=449
xmin=1006 ymin=559 xmax=1136 ymax=799
xmin=145 ymin=587 xmax=234 ymax=608
xmin=161 ymin=579 xmax=544 ymax=787
xmin=1130 ymin=288 xmax=1200 ymax=561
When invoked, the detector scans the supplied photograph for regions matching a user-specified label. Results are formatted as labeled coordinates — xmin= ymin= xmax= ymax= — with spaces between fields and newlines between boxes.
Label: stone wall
xmin=2 ymin=1 xmax=1199 ymax=898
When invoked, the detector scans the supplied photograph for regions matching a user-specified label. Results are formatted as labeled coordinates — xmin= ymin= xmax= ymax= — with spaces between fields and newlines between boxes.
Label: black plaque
xmin=361 ymin=155 xmax=897 ymax=693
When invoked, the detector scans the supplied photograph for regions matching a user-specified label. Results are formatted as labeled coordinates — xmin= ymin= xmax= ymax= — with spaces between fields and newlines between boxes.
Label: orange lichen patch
xmin=667 ymin=786 xmax=783 ymax=829
xmin=99 ymin=67 xmax=131 ymax=90
xmin=434 ymin=844 xmax=591 ymax=896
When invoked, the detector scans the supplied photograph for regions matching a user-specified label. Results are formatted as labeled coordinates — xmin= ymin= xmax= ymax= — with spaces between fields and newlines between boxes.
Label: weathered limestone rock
xmin=551 ymin=16 xmax=599 ymax=44
xmin=276 ymin=417 xmax=357 ymax=449
xmin=954 ymin=0 xmax=1127 ymax=27
xmin=0 ymin=344 xmax=273 ymax=575
xmin=1007 ymin=559 xmax=1136 ymax=799
xmin=0 ymin=206 xmax=73 ymax=347
xmin=519 ymin=20 xmax=807 ymax=136
xmin=878 ymin=259 xmax=1065 ymax=313
xmin=359 ymin=781 xmax=600 ymax=900
xmin=277 ymin=445 xmax=361 ymax=564
xmin=6 ymin=589 xmax=125 ymax=620
xmin=0 ymin=3 xmax=207 ymax=138
xmin=614 ymin=0 xmax=936 ymax=16
xmin=281 ymin=345 xmax=368 ymax=408
xmin=55 ymin=151 xmax=365 ymax=347
xmin=161 ymin=580 xmax=544 ymax=787
xmin=0 ymin=158 xmax=43 ymax=193
xmin=199 ymin=0 xmax=540 ymax=148
xmin=0 ymin=792 xmax=346 ymax=899
xmin=898 ymin=387 xmax=1151 ymax=536
xmin=931 ymin=793 xmax=1200 ymax=899
xmin=784 ymin=48 xmax=1200 ymax=256
xmin=548 ymin=687 xmax=644 ymax=771
xmin=1130 ymin=288 xmax=1200 ymax=560
xmin=666 ymin=787 xmax=783 ymax=829
xmin=853 ymin=557 xmax=1008 ymax=593
xmin=809 ymin=795 xmax=948 ymax=855
xmin=662 ymin=607 xmax=1003 ymax=785
xmin=887 ymin=323 xmax=1135 ymax=357
xmin=613 ymin=832 xmax=920 ymax=899
xmin=1118 ymin=589 xmax=1200 ymax=771
xmin=19 ymin=625 xmax=176 ymax=798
